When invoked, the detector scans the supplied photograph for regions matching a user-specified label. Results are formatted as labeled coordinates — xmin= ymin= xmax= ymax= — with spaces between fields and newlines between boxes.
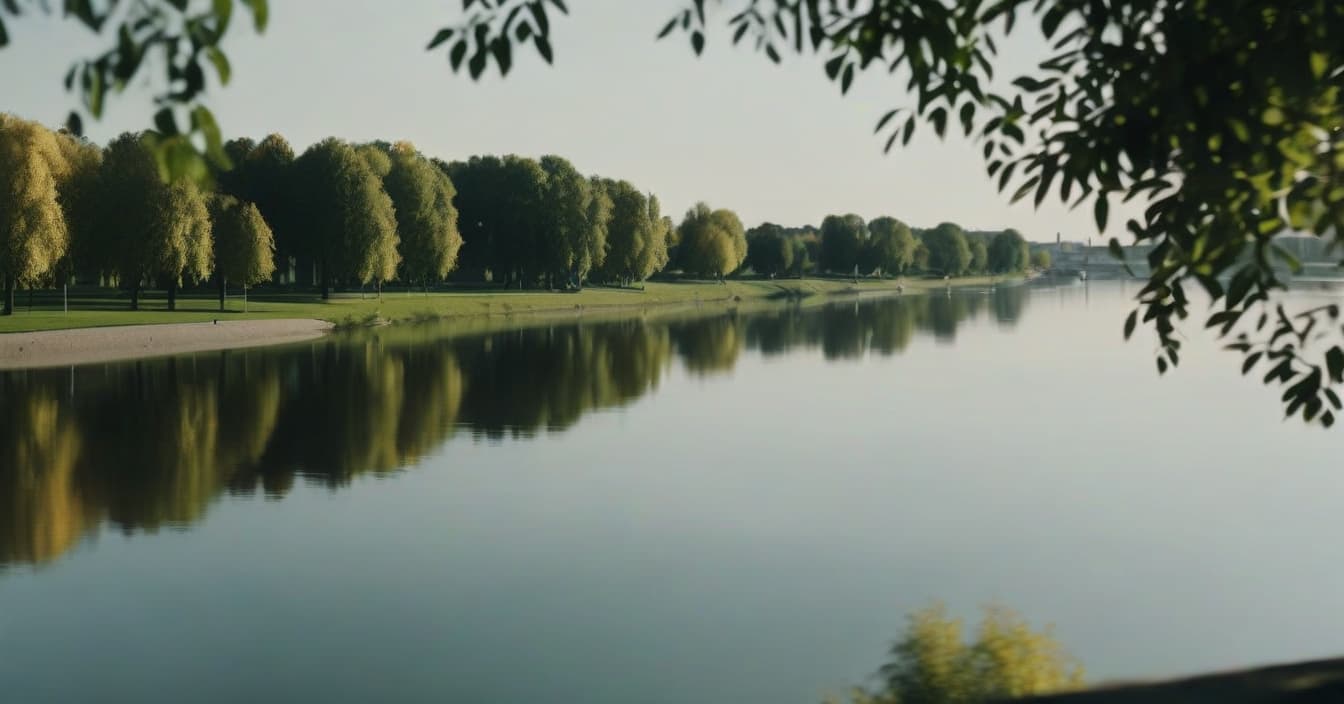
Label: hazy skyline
xmin=2 ymin=0 xmax=1121 ymax=241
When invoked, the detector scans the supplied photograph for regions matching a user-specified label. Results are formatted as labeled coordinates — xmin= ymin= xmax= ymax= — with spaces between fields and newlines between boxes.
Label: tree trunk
xmin=130 ymin=284 xmax=140 ymax=311
xmin=167 ymin=281 xmax=178 ymax=311
xmin=2 ymin=275 xmax=13 ymax=316
xmin=321 ymin=260 xmax=331 ymax=300
xmin=218 ymin=276 xmax=227 ymax=312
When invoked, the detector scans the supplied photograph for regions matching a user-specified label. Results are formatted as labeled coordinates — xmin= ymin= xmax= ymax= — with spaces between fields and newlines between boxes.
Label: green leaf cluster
xmin=819 ymin=214 xmax=869 ymax=273
xmin=830 ymin=603 xmax=1085 ymax=704
xmin=0 ymin=114 xmax=72 ymax=312
xmin=921 ymin=223 xmax=972 ymax=277
xmin=676 ymin=203 xmax=746 ymax=278
xmin=383 ymin=142 xmax=463 ymax=286
xmin=209 ymin=194 xmax=275 ymax=287
xmin=293 ymin=139 xmax=400 ymax=295
xmin=594 ymin=180 xmax=671 ymax=285
xmin=745 ymin=223 xmax=794 ymax=278
xmin=99 ymin=132 xmax=213 ymax=308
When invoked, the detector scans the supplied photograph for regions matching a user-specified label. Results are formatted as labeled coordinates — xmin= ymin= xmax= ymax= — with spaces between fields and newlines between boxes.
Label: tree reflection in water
xmin=0 ymin=285 xmax=1029 ymax=566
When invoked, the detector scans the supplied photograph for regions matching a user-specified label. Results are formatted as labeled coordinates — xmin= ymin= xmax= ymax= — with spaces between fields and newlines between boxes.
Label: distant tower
xmin=1056 ymin=232 xmax=1061 ymax=250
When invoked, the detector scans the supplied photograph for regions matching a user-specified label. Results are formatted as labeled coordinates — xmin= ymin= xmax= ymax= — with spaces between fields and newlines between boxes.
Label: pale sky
xmin=1 ymin=0 xmax=1120 ymax=242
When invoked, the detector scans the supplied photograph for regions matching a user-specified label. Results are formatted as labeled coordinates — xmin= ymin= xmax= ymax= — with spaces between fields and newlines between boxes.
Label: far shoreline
xmin=0 ymin=276 xmax=1023 ymax=370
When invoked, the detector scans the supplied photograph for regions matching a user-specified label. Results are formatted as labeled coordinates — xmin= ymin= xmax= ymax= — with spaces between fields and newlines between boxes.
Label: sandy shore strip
xmin=0 ymin=319 xmax=333 ymax=370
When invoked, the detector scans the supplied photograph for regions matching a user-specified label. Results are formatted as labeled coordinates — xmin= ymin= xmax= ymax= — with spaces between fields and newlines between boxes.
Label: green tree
xmin=1033 ymin=250 xmax=1053 ymax=270
xmin=0 ymin=114 xmax=69 ymax=315
xmin=583 ymin=175 xmax=614 ymax=284
xmin=99 ymin=133 xmax=213 ymax=310
xmin=745 ymin=223 xmax=793 ymax=278
xmin=968 ymin=239 xmax=989 ymax=275
xmin=157 ymin=181 xmax=214 ymax=310
xmin=446 ymin=154 xmax=548 ymax=286
xmin=988 ymin=230 xmax=1030 ymax=274
xmin=819 ymin=214 xmax=867 ymax=274
xmin=218 ymin=137 xmax=257 ymax=192
xmin=642 ymin=195 xmax=673 ymax=281
xmin=922 ymin=223 xmax=971 ymax=277
xmin=535 ymin=155 xmax=605 ymax=287
xmin=790 ymin=236 xmax=811 ymax=277
xmin=798 ymin=230 xmax=821 ymax=276
xmin=830 ymin=603 xmax=1084 ymax=704
xmin=676 ymin=203 xmax=746 ymax=279
xmin=912 ymin=240 xmax=931 ymax=272
xmin=209 ymin=195 xmax=276 ymax=311
xmin=220 ymin=134 xmax=297 ymax=274
xmin=596 ymin=180 xmax=667 ymax=286
xmin=383 ymin=142 xmax=462 ymax=290
xmin=293 ymin=138 xmax=399 ymax=299
xmin=728 ymin=211 xmax=748 ymax=274
xmin=865 ymin=216 xmax=916 ymax=277
xmin=53 ymin=131 xmax=104 ymax=286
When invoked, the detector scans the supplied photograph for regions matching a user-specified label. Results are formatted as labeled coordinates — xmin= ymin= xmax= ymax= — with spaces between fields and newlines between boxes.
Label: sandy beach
xmin=0 ymin=319 xmax=333 ymax=370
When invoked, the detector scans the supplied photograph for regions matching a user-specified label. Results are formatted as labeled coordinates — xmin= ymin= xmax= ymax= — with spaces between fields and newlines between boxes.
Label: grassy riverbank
xmin=0 ymin=275 xmax=1013 ymax=334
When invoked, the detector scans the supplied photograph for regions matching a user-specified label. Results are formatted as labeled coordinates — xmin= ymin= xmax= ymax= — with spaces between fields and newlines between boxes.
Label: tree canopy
xmin=53 ymin=131 xmax=104 ymax=283
xmin=865 ymin=216 xmax=916 ymax=276
xmin=220 ymin=134 xmax=296 ymax=262
xmin=210 ymin=194 xmax=275 ymax=294
xmin=98 ymin=132 xmax=213 ymax=309
xmin=832 ymin=603 xmax=1085 ymax=704
xmin=293 ymin=138 xmax=399 ymax=297
xmin=596 ymin=180 xmax=669 ymax=285
xmin=0 ymin=114 xmax=70 ymax=315
xmin=677 ymin=203 xmax=747 ymax=278
xmin=446 ymin=154 xmax=547 ymax=284
xmin=820 ymin=214 xmax=868 ymax=274
xmin=745 ymin=223 xmax=794 ymax=278
xmin=383 ymin=142 xmax=463 ymax=287
xmin=968 ymin=238 xmax=989 ymax=275
xmin=922 ymin=223 xmax=972 ymax=277
xmin=988 ymin=230 xmax=1030 ymax=274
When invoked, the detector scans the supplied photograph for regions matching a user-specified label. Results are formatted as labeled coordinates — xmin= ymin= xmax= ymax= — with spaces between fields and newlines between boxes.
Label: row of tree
xmin=1 ymin=112 xmax=1044 ymax=315
xmin=745 ymin=215 xmax=1046 ymax=279
xmin=0 ymin=115 xmax=686 ymax=312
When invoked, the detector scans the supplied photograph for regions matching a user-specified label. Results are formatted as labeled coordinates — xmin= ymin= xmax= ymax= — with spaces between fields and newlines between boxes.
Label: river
xmin=1 ymin=281 xmax=1341 ymax=703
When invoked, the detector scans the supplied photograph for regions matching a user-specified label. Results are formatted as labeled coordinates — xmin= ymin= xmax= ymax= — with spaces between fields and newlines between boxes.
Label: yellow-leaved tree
xmin=209 ymin=194 xmax=276 ymax=311
xmin=829 ymin=603 xmax=1085 ymax=704
xmin=0 ymin=114 xmax=70 ymax=315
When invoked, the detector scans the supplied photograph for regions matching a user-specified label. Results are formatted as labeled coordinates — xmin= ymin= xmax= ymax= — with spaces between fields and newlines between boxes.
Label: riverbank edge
xmin=0 ymin=319 xmax=334 ymax=370
xmin=0 ymin=275 xmax=1019 ymax=369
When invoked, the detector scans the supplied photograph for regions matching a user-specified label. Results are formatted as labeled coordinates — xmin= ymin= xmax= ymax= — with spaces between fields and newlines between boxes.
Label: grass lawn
xmin=0 ymin=275 xmax=1012 ymax=334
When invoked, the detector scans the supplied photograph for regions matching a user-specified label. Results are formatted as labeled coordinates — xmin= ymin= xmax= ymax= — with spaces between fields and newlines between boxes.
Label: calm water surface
xmin=2 ymin=282 xmax=1341 ymax=703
